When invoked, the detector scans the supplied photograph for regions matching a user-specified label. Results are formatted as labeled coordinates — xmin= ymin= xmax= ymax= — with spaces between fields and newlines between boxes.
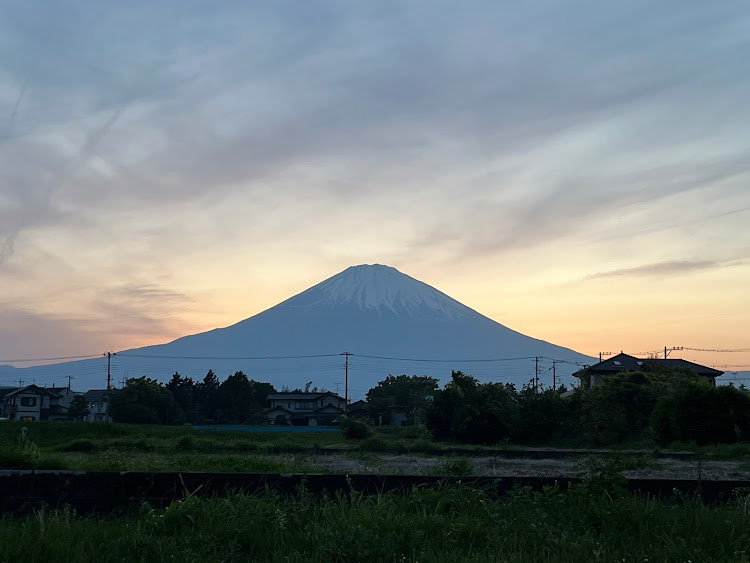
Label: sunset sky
xmin=1 ymin=1 xmax=749 ymax=373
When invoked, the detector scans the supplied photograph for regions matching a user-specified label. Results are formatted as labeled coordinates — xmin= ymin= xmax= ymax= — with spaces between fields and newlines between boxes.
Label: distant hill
xmin=0 ymin=264 xmax=594 ymax=397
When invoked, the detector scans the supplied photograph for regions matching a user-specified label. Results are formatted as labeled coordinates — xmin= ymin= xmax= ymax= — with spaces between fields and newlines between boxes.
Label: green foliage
xmin=578 ymin=369 xmax=708 ymax=445
xmin=215 ymin=371 xmax=275 ymax=424
xmin=652 ymin=384 xmax=750 ymax=445
xmin=338 ymin=415 xmax=372 ymax=439
xmin=274 ymin=414 xmax=290 ymax=426
xmin=430 ymin=456 xmax=475 ymax=476
xmin=66 ymin=395 xmax=90 ymax=421
xmin=426 ymin=371 xmax=520 ymax=444
xmin=515 ymin=384 xmax=580 ymax=443
xmin=1 ymin=486 xmax=750 ymax=561
xmin=366 ymin=374 xmax=439 ymax=424
xmin=109 ymin=377 xmax=185 ymax=425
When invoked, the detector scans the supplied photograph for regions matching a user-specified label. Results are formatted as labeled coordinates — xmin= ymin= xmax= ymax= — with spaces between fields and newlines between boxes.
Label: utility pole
xmin=104 ymin=352 xmax=116 ymax=389
xmin=552 ymin=361 xmax=557 ymax=391
xmin=341 ymin=352 xmax=352 ymax=412
xmin=535 ymin=356 xmax=539 ymax=391
xmin=67 ymin=375 xmax=73 ymax=389
xmin=599 ymin=352 xmax=613 ymax=363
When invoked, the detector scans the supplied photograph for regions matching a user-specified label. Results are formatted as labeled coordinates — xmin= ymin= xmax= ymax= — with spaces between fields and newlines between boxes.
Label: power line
xmin=116 ymin=352 xmax=342 ymax=360
xmin=355 ymin=354 xmax=539 ymax=363
xmin=681 ymin=347 xmax=750 ymax=353
xmin=0 ymin=353 xmax=102 ymax=363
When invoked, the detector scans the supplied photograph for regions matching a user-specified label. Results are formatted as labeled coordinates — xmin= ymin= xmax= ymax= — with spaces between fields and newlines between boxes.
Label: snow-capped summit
xmin=280 ymin=264 xmax=474 ymax=320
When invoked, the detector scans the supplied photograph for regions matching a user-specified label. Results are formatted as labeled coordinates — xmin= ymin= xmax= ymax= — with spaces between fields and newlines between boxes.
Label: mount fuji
xmin=1 ymin=265 xmax=594 ymax=396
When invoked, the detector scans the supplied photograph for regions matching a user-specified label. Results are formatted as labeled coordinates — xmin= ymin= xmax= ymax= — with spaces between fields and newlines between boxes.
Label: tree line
xmin=109 ymin=371 xmax=276 ymax=425
xmin=421 ymin=367 xmax=750 ymax=446
xmin=108 ymin=363 xmax=750 ymax=448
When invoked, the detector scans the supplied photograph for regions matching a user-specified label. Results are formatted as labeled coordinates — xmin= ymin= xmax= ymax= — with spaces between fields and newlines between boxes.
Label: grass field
xmin=0 ymin=421 xmax=440 ymax=472
xmin=1 ymin=483 xmax=750 ymax=562
xmin=2 ymin=421 xmax=750 ymax=475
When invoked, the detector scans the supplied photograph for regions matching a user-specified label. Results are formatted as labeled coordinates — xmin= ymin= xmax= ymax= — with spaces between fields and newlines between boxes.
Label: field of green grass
xmin=0 ymin=422 xmax=443 ymax=472
xmin=2 ymin=422 xmax=749 ymax=474
xmin=1 ymin=483 xmax=750 ymax=562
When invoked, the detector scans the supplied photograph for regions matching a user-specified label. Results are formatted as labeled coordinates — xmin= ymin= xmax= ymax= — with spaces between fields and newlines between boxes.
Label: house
xmin=0 ymin=385 xmax=70 ymax=421
xmin=575 ymin=353 xmax=723 ymax=387
xmin=83 ymin=389 xmax=111 ymax=422
xmin=347 ymin=400 xmax=368 ymax=420
xmin=49 ymin=385 xmax=78 ymax=419
xmin=264 ymin=392 xmax=346 ymax=426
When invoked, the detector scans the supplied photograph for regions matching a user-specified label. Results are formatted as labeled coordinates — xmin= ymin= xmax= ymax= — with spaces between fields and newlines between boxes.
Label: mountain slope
xmin=1 ymin=265 xmax=594 ymax=395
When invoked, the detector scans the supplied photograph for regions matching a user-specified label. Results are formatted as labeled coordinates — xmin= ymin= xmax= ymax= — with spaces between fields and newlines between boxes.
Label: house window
xmin=19 ymin=416 xmax=35 ymax=421
xmin=20 ymin=397 xmax=37 ymax=407
xmin=295 ymin=401 xmax=313 ymax=410
xmin=613 ymin=361 xmax=622 ymax=366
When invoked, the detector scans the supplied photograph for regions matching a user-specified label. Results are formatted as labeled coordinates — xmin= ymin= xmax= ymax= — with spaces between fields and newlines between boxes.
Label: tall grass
xmin=0 ymin=485 xmax=749 ymax=562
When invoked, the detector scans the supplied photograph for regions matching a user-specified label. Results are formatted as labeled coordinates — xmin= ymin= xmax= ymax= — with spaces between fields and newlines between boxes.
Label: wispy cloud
xmin=1 ymin=1 xmax=750 ymax=357
xmin=586 ymin=260 xmax=723 ymax=280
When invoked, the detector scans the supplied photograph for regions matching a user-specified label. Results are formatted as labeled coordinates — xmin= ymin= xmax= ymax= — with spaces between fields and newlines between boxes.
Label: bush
xmin=338 ymin=416 xmax=371 ymax=439
xmin=175 ymin=435 xmax=196 ymax=451
xmin=274 ymin=415 xmax=290 ymax=426
xmin=651 ymin=384 xmax=750 ymax=445
xmin=426 ymin=371 xmax=519 ymax=445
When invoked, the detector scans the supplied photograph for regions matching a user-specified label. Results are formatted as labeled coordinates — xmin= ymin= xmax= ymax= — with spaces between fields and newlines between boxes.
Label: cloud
xmin=1 ymin=1 xmax=750 ymax=354
xmin=585 ymin=260 xmax=723 ymax=280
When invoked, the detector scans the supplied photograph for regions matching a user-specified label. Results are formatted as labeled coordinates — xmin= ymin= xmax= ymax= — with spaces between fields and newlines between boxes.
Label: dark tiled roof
xmin=83 ymin=389 xmax=111 ymax=401
xmin=263 ymin=406 xmax=293 ymax=415
xmin=580 ymin=353 xmax=722 ymax=377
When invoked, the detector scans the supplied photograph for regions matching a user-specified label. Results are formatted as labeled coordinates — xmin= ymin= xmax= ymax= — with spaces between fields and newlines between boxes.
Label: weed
xmin=430 ymin=457 xmax=475 ymax=477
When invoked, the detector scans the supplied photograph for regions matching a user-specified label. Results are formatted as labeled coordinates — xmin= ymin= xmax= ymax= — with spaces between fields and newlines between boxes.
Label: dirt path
xmin=271 ymin=453 xmax=750 ymax=480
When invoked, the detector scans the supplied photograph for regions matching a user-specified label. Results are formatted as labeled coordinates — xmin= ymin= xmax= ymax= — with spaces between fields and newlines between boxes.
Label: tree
xmin=651 ymin=384 xmax=750 ymax=445
xmin=109 ymin=376 xmax=184 ymax=425
xmin=215 ymin=371 xmax=276 ymax=424
xmin=425 ymin=371 xmax=520 ymax=444
xmin=166 ymin=372 xmax=197 ymax=422
xmin=195 ymin=370 xmax=220 ymax=422
xmin=580 ymin=368 xmax=706 ymax=444
xmin=366 ymin=374 xmax=439 ymax=425
xmin=67 ymin=394 xmax=90 ymax=421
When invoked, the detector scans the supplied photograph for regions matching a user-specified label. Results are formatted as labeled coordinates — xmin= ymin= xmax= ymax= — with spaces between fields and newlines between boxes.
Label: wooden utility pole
xmin=341 ymin=352 xmax=353 ymax=412
xmin=552 ymin=361 xmax=557 ymax=391
xmin=104 ymin=352 xmax=116 ymax=389
xmin=535 ymin=356 xmax=539 ymax=391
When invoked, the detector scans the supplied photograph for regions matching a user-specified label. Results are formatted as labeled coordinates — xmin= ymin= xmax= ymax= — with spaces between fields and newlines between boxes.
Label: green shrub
xmin=651 ymin=384 xmax=750 ymax=445
xmin=175 ymin=435 xmax=196 ymax=451
xmin=338 ymin=416 xmax=371 ymax=440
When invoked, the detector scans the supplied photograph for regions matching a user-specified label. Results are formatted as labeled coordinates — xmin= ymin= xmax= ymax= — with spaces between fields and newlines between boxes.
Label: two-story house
xmin=83 ymin=389 xmax=111 ymax=422
xmin=264 ymin=392 xmax=346 ymax=426
xmin=0 ymin=385 xmax=68 ymax=421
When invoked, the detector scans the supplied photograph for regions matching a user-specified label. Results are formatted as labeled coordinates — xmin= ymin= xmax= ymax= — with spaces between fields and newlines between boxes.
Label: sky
xmin=1 ymin=1 xmax=749 ymax=373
